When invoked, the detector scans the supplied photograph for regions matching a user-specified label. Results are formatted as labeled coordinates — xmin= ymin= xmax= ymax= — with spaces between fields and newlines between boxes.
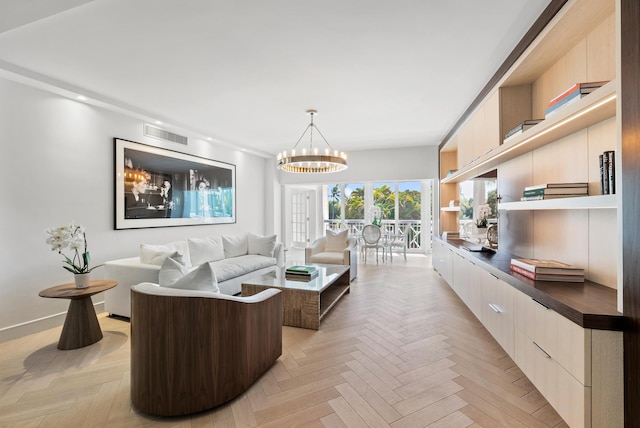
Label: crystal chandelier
xmin=277 ymin=109 xmax=348 ymax=173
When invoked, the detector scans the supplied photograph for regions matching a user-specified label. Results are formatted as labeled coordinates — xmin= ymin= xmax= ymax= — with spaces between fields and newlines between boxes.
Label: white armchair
xmin=305 ymin=229 xmax=358 ymax=281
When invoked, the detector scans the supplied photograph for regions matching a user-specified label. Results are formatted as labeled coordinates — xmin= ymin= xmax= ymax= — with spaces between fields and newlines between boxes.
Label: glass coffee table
xmin=241 ymin=263 xmax=350 ymax=330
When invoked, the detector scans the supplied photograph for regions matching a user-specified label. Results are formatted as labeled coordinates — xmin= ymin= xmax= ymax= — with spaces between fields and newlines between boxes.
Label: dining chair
xmin=361 ymin=224 xmax=384 ymax=265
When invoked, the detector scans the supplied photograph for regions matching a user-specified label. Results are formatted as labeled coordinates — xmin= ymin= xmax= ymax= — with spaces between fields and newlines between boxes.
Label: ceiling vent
xmin=143 ymin=123 xmax=188 ymax=145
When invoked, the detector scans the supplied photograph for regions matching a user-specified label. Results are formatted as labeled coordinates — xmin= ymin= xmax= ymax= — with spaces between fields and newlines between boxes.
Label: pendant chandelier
xmin=277 ymin=109 xmax=348 ymax=173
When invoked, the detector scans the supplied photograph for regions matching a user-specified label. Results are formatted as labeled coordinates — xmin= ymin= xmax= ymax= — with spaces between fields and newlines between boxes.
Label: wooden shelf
xmin=498 ymin=194 xmax=617 ymax=211
xmin=442 ymin=80 xmax=616 ymax=184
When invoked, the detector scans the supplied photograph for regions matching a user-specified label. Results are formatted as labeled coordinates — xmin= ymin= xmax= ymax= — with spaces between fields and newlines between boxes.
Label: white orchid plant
xmin=475 ymin=204 xmax=492 ymax=228
xmin=45 ymin=222 xmax=101 ymax=274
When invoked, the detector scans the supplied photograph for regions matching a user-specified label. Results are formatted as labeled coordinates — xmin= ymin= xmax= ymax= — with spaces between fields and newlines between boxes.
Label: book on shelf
xmin=503 ymin=119 xmax=543 ymax=142
xmin=599 ymin=153 xmax=606 ymax=194
xmin=510 ymin=258 xmax=584 ymax=275
xmin=509 ymin=264 xmax=584 ymax=282
xmin=547 ymin=80 xmax=610 ymax=107
xmin=599 ymin=150 xmax=616 ymax=195
xmin=520 ymin=194 xmax=584 ymax=201
xmin=522 ymin=187 xmax=588 ymax=197
xmin=524 ymin=182 xmax=588 ymax=191
xmin=545 ymin=81 xmax=609 ymax=117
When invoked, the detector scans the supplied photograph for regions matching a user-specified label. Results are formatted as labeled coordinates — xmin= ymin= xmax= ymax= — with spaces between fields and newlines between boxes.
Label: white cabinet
xmin=433 ymin=239 xmax=622 ymax=427
xmin=513 ymin=289 xmax=622 ymax=428
xmin=480 ymin=270 xmax=515 ymax=358
xmin=452 ymin=252 xmax=482 ymax=320
xmin=433 ymin=240 xmax=453 ymax=285
xmin=515 ymin=327 xmax=590 ymax=428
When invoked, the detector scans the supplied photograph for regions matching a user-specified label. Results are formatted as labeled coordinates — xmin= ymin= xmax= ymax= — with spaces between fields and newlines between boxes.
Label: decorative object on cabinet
xmin=486 ymin=224 xmax=498 ymax=248
xmin=115 ymin=138 xmax=236 ymax=229
xmin=510 ymin=258 xmax=584 ymax=282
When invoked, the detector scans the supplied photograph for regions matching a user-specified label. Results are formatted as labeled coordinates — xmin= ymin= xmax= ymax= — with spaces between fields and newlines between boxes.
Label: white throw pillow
xmin=325 ymin=229 xmax=348 ymax=252
xmin=188 ymin=236 xmax=225 ymax=266
xmin=140 ymin=240 xmax=189 ymax=266
xmin=222 ymin=233 xmax=248 ymax=258
xmin=248 ymin=232 xmax=277 ymax=257
xmin=159 ymin=258 xmax=220 ymax=293
xmin=159 ymin=256 xmax=188 ymax=287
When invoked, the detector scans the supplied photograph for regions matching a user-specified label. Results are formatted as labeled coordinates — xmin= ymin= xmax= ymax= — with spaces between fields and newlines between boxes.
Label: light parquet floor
xmin=0 ymin=252 xmax=569 ymax=427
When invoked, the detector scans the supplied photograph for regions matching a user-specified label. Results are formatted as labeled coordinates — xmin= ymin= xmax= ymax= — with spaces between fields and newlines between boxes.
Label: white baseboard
xmin=0 ymin=301 xmax=105 ymax=344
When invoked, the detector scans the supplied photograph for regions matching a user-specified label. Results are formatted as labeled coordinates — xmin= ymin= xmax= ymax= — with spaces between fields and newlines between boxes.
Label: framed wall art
xmin=115 ymin=138 xmax=236 ymax=229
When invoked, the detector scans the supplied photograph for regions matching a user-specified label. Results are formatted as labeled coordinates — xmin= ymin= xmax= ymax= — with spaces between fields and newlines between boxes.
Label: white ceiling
xmin=0 ymin=0 xmax=551 ymax=157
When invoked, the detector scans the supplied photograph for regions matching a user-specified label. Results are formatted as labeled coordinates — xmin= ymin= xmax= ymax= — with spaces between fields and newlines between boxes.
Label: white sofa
xmin=104 ymin=233 xmax=284 ymax=318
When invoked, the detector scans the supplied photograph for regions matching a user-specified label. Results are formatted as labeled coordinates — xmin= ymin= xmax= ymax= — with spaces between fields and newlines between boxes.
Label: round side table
xmin=39 ymin=280 xmax=117 ymax=350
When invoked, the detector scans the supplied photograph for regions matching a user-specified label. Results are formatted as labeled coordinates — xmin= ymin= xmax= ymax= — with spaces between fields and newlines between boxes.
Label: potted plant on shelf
xmin=45 ymin=222 xmax=102 ymax=288
xmin=475 ymin=204 xmax=492 ymax=238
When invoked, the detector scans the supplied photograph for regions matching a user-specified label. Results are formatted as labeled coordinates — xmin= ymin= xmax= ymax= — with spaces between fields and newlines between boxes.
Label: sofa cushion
xmin=140 ymin=241 xmax=190 ymax=267
xmin=159 ymin=257 xmax=220 ymax=293
xmin=308 ymin=251 xmax=344 ymax=265
xmin=248 ymin=232 xmax=277 ymax=257
xmin=209 ymin=254 xmax=276 ymax=282
xmin=222 ymin=233 xmax=248 ymax=258
xmin=188 ymin=236 xmax=225 ymax=266
xmin=324 ymin=229 xmax=348 ymax=252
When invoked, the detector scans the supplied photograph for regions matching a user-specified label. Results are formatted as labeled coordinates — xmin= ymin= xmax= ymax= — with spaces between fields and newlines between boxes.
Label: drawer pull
xmin=490 ymin=273 xmax=499 ymax=279
xmin=532 ymin=341 xmax=551 ymax=359
xmin=532 ymin=298 xmax=549 ymax=310
xmin=488 ymin=303 xmax=502 ymax=313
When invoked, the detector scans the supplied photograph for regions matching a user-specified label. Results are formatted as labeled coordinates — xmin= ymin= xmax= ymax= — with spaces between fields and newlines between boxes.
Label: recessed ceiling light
xmin=155 ymin=120 xmax=163 ymax=125
xmin=76 ymin=95 xmax=88 ymax=101
xmin=206 ymin=137 xmax=212 ymax=141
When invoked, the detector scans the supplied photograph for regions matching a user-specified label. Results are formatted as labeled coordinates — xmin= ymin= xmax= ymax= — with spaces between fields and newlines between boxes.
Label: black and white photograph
xmin=115 ymin=138 xmax=235 ymax=229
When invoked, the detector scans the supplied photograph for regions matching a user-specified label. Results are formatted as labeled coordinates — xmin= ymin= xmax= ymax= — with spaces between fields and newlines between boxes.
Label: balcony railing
xmin=324 ymin=219 xmax=427 ymax=250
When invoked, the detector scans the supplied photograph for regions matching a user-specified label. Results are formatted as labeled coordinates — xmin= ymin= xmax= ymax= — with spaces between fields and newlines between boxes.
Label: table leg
xmin=58 ymin=297 xmax=103 ymax=350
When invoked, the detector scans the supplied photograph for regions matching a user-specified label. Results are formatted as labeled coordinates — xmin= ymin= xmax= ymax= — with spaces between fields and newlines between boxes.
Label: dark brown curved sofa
xmin=130 ymin=283 xmax=282 ymax=416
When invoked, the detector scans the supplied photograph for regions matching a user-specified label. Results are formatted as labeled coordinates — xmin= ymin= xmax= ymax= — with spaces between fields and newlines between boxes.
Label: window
xmin=327 ymin=184 xmax=341 ymax=220
xmin=373 ymin=182 xmax=395 ymax=221
xmin=344 ymin=183 xmax=364 ymax=220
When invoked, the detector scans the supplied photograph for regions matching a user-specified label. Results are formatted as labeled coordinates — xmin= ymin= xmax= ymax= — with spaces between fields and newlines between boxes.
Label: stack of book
xmin=545 ymin=81 xmax=609 ymax=117
xmin=503 ymin=119 xmax=543 ymax=144
xmin=599 ymin=150 xmax=615 ymax=194
xmin=520 ymin=183 xmax=588 ymax=201
xmin=285 ymin=265 xmax=318 ymax=281
xmin=510 ymin=258 xmax=584 ymax=282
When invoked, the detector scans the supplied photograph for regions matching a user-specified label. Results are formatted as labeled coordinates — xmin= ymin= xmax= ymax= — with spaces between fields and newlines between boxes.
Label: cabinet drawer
xmin=515 ymin=329 xmax=591 ymax=428
xmin=480 ymin=270 xmax=515 ymax=358
xmin=514 ymin=289 xmax=591 ymax=385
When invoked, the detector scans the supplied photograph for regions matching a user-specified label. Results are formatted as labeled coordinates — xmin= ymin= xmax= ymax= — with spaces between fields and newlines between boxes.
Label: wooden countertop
xmin=437 ymin=237 xmax=624 ymax=331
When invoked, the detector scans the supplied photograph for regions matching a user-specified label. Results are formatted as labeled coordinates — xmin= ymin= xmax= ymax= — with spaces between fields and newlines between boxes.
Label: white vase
xmin=74 ymin=273 xmax=91 ymax=288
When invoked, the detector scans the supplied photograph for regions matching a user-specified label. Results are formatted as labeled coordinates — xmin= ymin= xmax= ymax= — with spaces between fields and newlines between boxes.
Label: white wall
xmin=0 ymin=77 xmax=270 ymax=341
xmin=277 ymin=146 xmax=439 ymax=185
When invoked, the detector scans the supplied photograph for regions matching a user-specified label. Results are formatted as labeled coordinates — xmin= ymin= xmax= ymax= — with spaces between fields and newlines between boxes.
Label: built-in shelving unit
xmin=435 ymin=0 xmax=622 ymax=425
xmin=442 ymin=80 xmax=616 ymax=184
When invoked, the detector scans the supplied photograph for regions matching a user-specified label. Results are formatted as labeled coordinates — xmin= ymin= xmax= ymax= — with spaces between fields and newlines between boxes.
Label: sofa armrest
xmin=305 ymin=237 xmax=326 ymax=263
xmin=273 ymin=242 xmax=285 ymax=267
xmin=342 ymin=236 xmax=358 ymax=265
xmin=104 ymin=257 xmax=162 ymax=318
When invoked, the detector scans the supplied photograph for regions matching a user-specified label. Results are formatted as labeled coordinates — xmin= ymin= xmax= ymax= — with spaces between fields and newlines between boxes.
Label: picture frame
xmin=115 ymin=138 xmax=236 ymax=229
